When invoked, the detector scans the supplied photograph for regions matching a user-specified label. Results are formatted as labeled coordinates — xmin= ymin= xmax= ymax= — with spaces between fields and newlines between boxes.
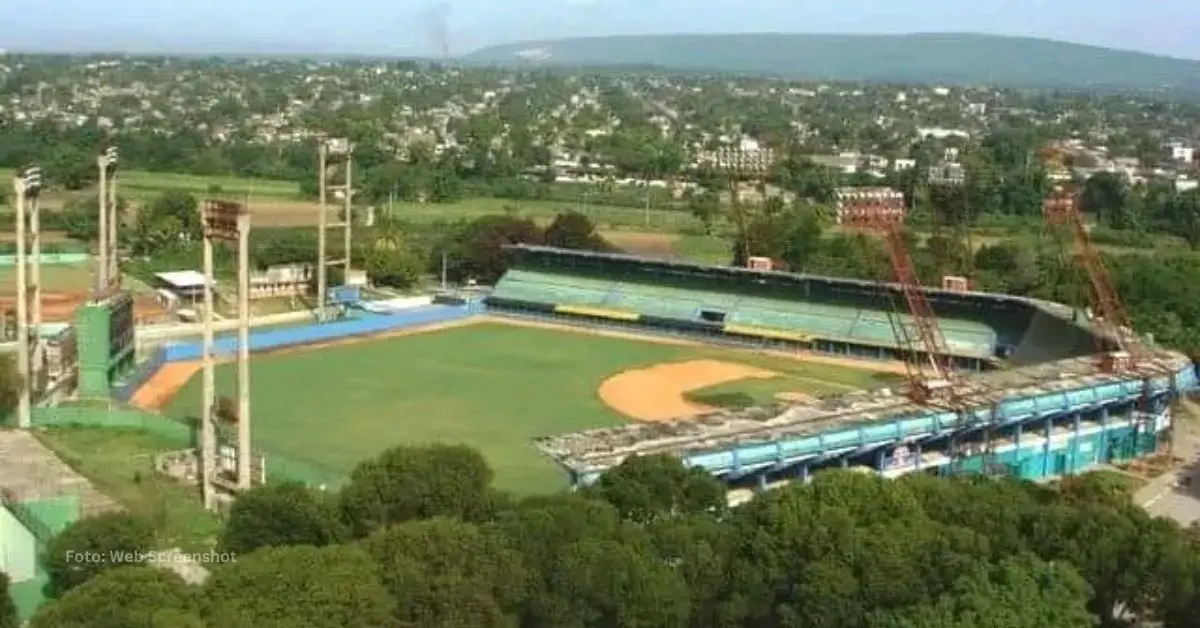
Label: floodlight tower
xmin=96 ymin=147 xmax=119 ymax=289
xmin=714 ymin=146 xmax=772 ymax=266
xmin=12 ymin=166 xmax=43 ymax=429
xmin=316 ymin=137 xmax=354 ymax=322
xmin=199 ymin=199 xmax=253 ymax=509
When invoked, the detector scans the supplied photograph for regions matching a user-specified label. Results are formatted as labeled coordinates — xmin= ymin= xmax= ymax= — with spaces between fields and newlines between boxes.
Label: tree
xmin=364 ymin=245 xmax=424 ymax=289
xmin=0 ymin=571 xmax=17 ymax=628
xmin=339 ymin=444 xmax=497 ymax=538
xmin=687 ymin=189 xmax=722 ymax=235
xmin=435 ymin=215 xmax=543 ymax=284
xmin=867 ymin=556 xmax=1095 ymax=628
xmin=542 ymin=211 xmax=615 ymax=252
xmin=538 ymin=537 xmax=691 ymax=627
xmin=203 ymin=545 xmax=395 ymax=628
xmin=29 ymin=567 xmax=201 ymax=628
xmin=43 ymin=512 xmax=155 ymax=596
xmin=587 ymin=454 xmax=726 ymax=523
xmin=218 ymin=480 xmax=345 ymax=555
xmin=129 ymin=191 xmax=201 ymax=255
xmin=0 ymin=355 xmax=20 ymax=423
xmin=58 ymin=197 xmax=101 ymax=242
xmin=364 ymin=518 xmax=527 ymax=628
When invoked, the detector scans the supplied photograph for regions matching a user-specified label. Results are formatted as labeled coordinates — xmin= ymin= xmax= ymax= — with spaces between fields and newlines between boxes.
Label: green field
xmin=0 ymin=263 xmax=96 ymax=293
xmin=162 ymin=322 xmax=883 ymax=494
xmin=687 ymin=366 xmax=902 ymax=410
xmin=118 ymin=170 xmax=303 ymax=200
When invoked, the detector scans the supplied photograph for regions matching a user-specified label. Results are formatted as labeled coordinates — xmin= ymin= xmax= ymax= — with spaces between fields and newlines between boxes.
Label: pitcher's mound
xmin=597 ymin=359 xmax=776 ymax=422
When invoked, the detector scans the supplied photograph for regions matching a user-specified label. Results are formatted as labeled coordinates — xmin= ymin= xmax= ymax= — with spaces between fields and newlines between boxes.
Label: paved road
xmin=1139 ymin=423 xmax=1200 ymax=528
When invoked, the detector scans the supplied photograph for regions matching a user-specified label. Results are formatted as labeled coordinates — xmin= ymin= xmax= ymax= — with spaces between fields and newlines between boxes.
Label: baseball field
xmin=136 ymin=317 xmax=902 ymax=494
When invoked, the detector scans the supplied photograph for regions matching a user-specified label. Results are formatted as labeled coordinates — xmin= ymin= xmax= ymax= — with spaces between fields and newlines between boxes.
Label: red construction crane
xmin=1042 ymin=186 xmax=1142 ymax=370
xmin=873 ymin=219 xmax=967 ymax=408
xmin=837 ymin=188 xmax=966 ymax=409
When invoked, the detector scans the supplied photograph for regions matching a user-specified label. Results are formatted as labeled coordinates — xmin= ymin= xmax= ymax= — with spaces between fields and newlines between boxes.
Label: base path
xmin=129 ymin=361 xmax=201 ymax=411
xmin=598 ymin=359 xmax=776 ymax=422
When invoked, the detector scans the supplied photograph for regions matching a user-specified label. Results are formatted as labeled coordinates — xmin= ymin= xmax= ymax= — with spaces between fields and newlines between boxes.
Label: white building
xmin=1164 ymin=141 xmax=1195 ymax=164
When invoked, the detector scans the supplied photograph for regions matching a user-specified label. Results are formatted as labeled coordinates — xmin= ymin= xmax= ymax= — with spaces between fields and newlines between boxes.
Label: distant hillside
xmin=463 ymin=33 xmax=1200 ymax=90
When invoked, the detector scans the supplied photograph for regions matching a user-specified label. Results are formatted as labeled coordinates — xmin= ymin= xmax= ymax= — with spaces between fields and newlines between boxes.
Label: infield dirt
xmin=597 ymin=359 xmax=777 ymax=422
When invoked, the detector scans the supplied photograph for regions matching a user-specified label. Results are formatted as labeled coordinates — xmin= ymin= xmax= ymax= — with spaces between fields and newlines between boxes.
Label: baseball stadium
xmin=4 ymin=238 xmax=1194 ymax=499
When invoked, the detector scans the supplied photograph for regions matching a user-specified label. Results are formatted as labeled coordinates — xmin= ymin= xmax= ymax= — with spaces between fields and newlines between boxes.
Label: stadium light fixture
xmin=16 ymin=166 xmax=42 ymax=196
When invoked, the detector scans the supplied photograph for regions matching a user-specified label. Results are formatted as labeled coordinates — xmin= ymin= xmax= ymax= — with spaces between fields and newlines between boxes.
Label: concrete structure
xmin=1164 ymin=141 xmax=1196 ymax=165
xmin=317 ymin=137 xmax=355 ymax=322
xmin=484 ymin=245 xmax=1198 ymax=490
xmin=11 ymin=166 xmax=44 ymax=429
xmin=835 ymin=187 xmax=906 ymax=227
xmin=96 ymin=147 xmax=119 ymax=289
xmin=199 ymin=200 xmax=257 ymax=510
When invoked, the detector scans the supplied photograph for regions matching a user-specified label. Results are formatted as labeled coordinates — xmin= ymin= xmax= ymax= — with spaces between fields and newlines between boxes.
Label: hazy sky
xmin=3 ymin=0 xmax=1198 ymax=59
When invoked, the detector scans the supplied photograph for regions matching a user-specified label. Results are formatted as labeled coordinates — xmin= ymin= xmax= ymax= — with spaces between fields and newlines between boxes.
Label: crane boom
xmin=1042 ymin=187 xmax=1139 ymax=361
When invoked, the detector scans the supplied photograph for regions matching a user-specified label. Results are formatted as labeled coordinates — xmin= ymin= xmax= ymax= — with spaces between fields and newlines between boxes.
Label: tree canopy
xmin=42 ymin=512 xmax=155 ymax=597
xmin=27 ymin=446 xmax=1200 ymax=628
xmin=0 ymin=571 xmax=17 ymax=628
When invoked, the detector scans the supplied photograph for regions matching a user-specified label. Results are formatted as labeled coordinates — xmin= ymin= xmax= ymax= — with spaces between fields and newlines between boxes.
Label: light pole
xmin=316 ymin=137 xmax=354 ymax=322
xmin=12 ymin=166 xmax=43 ymax=429
xmin=96 ymin=147 xmax=119 ymax=289
xmin=199 ymin=199 xmax=253 ymax=509
xmin=715 ymin=147 xmax=771 ymax=265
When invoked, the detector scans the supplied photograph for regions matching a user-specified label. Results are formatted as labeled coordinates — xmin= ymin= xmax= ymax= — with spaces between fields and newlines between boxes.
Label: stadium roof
xmin=535 ymin=350 xmax=1190 ymax=476
xmin=506 ymin=244 xmax=1029 ymax=304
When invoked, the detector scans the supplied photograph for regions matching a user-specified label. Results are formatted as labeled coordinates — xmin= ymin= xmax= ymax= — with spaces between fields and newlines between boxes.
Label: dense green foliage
xmin=42 ymin=512 xmax=155 ymax=597
xmin=0 ymin=571 xmax=17 ymax=628
xmin=27 ymin=445 xmax=1200 ymax=627
xmin=465 ymin=33 xmax=1200 ymax=91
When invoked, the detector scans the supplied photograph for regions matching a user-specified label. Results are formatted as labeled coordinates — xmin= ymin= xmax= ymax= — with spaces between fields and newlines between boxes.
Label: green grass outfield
xmin=162 ymin=321 xmax=885 ymax=494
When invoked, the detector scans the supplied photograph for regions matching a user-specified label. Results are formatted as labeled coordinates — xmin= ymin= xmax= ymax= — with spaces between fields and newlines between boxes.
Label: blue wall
xmin=116 ymin=304 xmax=474 ymax=403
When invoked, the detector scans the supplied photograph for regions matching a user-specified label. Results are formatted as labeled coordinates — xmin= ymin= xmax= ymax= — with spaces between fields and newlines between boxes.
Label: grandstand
xmin=487 ymin=245 xmax=1196 ymax=488
xmin=490 ymin=245 xmax=1095 ymax=371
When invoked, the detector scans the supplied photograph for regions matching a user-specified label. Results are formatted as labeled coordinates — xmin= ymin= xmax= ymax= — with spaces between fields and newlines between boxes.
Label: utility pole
xmin=12 ymin=166 xmax=43 ymax=429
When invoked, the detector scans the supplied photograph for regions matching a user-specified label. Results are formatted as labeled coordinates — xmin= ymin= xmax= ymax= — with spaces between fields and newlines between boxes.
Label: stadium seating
xmin=492 ymin=268 xmax=1000 ymax=358
xmin=1009 ymin=310 xmax=1096 ymax=365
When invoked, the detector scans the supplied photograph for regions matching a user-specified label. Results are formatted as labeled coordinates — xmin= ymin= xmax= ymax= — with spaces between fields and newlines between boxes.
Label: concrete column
xmin=29 ymin=193 xmax=42 ymax=392
xmin=1041 ymin=416 xmax=1053 ymax=478
xmin=237 ymin=213 xmax=252 ymax=489
xmin=316 ymin=143 xmax=327 ymax=322
xmin=107 ymin=171 xmax=119 ymax=285
xmin=96 ymin=160 xmax=108 ymax=290
xmin=343 ymin=155 xmax=353 ymax=277
xmin=201 ymin=234 xmax=216 ymax=510
xmin=14 ymin=181 xmax=30 ymax=428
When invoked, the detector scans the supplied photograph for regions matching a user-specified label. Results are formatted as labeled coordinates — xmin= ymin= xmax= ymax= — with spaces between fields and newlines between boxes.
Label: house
xmin=1164 ymin=141 xmax=1195 ymax=165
